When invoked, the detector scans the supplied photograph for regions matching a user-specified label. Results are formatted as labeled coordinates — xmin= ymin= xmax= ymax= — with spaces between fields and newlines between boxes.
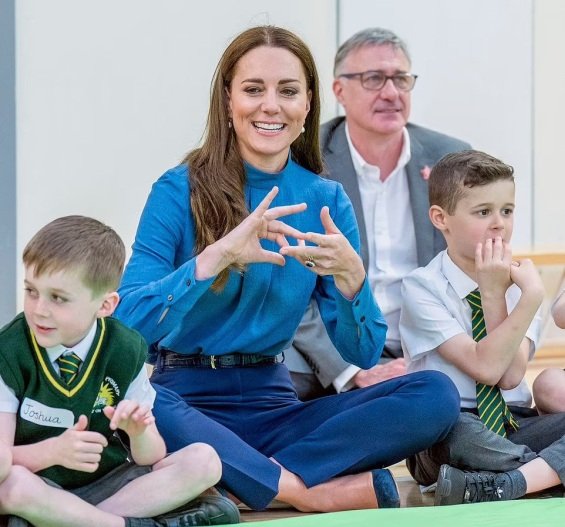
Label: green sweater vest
xmin=0 ymin=314 xmax=147 ymax=488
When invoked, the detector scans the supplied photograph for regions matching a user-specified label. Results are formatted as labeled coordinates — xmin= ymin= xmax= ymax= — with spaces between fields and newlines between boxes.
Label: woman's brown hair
xmin=184 ymin=26 xmax=323 ymax=290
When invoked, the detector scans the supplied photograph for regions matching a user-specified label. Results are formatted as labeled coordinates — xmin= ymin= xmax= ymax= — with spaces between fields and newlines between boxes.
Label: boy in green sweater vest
xmin=0 ymin=216 xmax=239 ymax=527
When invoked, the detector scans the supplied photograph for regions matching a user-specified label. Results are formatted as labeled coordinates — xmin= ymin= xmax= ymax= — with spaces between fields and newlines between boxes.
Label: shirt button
xmin=360 ymin=316 xmax=366 ymax=323
xmin=186 ymin=279 xmax=192 ymax=287
xmin=167 ymin=294 xmax=174 ymax=302
xmin=354 ymin=300 xmax=360 ymax=307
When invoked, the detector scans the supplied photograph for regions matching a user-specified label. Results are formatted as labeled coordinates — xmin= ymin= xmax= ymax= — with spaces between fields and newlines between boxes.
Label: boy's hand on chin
xmin=475 ymin=237 xmax=512 ymax=296
xmin=510 ymin=258 xmax=545 ymax=303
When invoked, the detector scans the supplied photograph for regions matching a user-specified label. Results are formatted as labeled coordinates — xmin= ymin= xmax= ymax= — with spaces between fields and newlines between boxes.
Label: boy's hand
xmin=475 ymin=237 xmax=512 ymax=296
xmin=52 ymin=414 xmax=107 ymax=472
xmin=103 ymin=400 xmax=155 ymax=438
xmin=510 ymin=258 xmax=545 ymax=303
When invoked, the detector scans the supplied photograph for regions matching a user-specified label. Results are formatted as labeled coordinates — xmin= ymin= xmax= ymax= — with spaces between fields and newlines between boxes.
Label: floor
xmin=240 ymin=354 xmax=565 ymax=522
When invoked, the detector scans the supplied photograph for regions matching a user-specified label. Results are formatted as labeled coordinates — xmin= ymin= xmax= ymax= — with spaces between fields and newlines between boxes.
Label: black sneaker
xmin=435 ymin=464 xmax=506 ymax=506
xmin=155 ymin=495 xmax=240 ymax=526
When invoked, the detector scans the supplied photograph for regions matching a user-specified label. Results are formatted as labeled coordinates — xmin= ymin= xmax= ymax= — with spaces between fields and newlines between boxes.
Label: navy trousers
xmin=151 ymin=362 xmax=459 ymax=510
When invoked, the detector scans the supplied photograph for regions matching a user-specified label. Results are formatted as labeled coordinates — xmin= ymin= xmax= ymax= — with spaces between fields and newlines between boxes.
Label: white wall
xmin=15 ymin=0 xmax=337 ymax=308
xmin=339 ymin=0 xmax=534 ymax=250
xmin=534 ymin=0 xmax=565 ymax=251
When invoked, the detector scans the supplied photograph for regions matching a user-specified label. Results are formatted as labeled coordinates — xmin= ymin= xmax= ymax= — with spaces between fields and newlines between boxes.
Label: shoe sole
xmin=434 ymin=465 xmax=453 ymax=506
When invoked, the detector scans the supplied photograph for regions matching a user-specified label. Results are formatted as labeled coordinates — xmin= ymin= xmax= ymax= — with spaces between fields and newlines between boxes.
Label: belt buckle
xmin=210 ymin=355 xmax=217 ymax=369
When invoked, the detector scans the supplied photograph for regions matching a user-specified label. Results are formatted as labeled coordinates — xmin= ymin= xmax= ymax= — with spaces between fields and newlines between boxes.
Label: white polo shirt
xmin=400 ymin=250 xmax=541 ymax=409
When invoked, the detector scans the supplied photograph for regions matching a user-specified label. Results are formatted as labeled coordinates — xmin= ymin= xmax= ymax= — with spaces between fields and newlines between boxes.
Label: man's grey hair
xmin=334 ymin=27 xmax=411 ymax=76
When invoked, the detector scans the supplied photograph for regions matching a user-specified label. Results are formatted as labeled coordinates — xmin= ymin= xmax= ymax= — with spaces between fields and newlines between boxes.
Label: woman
xmin=115 ymin=26 xmax=459 ymax=512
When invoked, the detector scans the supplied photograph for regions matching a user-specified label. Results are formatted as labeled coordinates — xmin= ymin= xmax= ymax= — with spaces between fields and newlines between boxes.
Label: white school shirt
xmin=0 ymin=321 xmax=155 ymax=413
xmin=400 ymin=250 xmax=541 ymax=408
xmin=333 ymin=126 xmax=418 ymax=393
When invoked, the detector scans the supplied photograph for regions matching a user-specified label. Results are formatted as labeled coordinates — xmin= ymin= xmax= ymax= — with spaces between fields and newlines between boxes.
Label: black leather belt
xmin=161 ymin=350 xmax=283 ymax=369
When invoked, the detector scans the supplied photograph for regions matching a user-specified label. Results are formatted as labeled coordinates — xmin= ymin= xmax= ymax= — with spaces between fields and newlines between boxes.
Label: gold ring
xmin=305 ymin=255 xmax=316 ymax=268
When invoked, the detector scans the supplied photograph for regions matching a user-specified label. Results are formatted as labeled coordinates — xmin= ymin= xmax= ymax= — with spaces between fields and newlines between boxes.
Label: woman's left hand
xmin=280 ymin=206 xmax=365 ymax=299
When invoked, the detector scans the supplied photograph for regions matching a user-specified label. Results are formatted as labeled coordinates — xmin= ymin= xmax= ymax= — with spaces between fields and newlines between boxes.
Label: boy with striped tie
xmin=400 ymin=150 xmax=565 ymax=505
xmin=0 ymin=216 xmax=239 ymax=526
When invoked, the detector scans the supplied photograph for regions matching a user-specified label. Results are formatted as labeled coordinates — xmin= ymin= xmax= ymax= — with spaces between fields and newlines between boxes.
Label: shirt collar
xmin=244 ymin=153 xmax=293 ymax=189
xmin=46 ymin=320 xmax=98 ymax=363
xmin=441 ymin=251 xmax=478 ymax=299
xmin=345 ymin=125 xmax=411 ymax=177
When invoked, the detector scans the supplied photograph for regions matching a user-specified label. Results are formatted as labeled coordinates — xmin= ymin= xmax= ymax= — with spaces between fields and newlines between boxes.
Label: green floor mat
xmin=240 ymin=499 xmax=565 ymax=526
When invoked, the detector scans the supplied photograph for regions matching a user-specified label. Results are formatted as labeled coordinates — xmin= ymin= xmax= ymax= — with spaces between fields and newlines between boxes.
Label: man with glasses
xmin=285 ymin=27 xmax=471 ymax=400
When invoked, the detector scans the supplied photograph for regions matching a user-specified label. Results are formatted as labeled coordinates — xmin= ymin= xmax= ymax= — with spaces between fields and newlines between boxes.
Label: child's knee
xmin=179 ymin=443 xmax=222 ymax=485
xmin=416 ymin=370 xmax=461 ymax=425
xmin=533 ymin=368 xmax=564 ymax=394
xmin=533 ymin=368 xmax=565 ymax=413
xmin=0 ymin=465 xmax=41 ymax=514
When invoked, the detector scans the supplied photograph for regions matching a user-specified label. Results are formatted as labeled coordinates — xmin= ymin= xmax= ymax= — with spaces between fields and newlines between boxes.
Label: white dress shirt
xmin=346 ymin=125 xmax=418 ymax=351
xmin=333 ymin=126 xmax=418 ymax=392
xmin=400 ymin=250 xmax=541 ymax=408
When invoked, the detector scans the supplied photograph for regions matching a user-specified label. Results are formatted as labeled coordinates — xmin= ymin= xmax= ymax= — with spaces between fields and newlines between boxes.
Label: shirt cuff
xmin=333 ymin=364 xmax=361 ymax=393
xmin=335 ymin=277 xmax=377 ymax=328
xmin=160 ymin=258 xmax=216 ymax=317
xmin=123 ymin=366 xmax=156 ymax=408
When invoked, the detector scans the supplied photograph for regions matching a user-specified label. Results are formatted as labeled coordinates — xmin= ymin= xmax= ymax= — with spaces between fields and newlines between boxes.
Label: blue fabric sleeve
xmin=116 ymin=169 xmax=215 ymax=345
xmin=315 ymin=184 xmax=387 ymax=369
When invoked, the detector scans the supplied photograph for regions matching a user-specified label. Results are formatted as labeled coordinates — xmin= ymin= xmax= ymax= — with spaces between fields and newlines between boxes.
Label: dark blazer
xmin=285 ymin=117 xmax=471 ymax=387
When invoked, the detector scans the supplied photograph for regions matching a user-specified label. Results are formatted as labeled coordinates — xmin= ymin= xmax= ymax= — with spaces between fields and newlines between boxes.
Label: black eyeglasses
xmin=338 ymin=71 xmax=418 ymax=92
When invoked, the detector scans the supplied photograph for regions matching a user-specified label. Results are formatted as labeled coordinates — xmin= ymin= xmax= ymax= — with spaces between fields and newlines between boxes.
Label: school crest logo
xmin=92 ymin=376 xmax=120 ymax=413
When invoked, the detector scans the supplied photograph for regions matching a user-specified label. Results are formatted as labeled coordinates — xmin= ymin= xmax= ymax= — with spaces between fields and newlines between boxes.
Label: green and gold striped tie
xmin=57 ymin=352 xmax=82 ymax=385
xmin=466 ymin=290 xmax=519 ymax=437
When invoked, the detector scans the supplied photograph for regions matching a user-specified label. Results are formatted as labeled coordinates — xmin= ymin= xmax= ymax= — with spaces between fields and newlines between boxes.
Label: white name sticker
xmin=20 ymin=397 xmax=75 ymax=429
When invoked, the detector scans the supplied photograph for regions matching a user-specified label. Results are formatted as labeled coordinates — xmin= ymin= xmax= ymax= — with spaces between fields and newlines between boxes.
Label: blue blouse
xmin=115 ymin=158 xmax=386 ymax=367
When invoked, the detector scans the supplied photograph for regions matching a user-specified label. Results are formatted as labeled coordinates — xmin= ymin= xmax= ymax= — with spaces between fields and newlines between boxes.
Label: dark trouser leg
xmin=509 ymin=410 xmax=565 ymax=485
xmin=407 ymin=412 xmax=539 ymax=486
xmin=152 ymin=383 xmax=280 ymax=510
xmin=289 ymin=372 xmax=336 ymax=401
xmin=272 ymin=371 xmax=460 ymax=487
xmin=152 ymin=367 xmax=458 ymax=508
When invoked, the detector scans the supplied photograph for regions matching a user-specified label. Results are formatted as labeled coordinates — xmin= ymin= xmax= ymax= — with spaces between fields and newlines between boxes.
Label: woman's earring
xmin=228 ymin=119 xmax=232 ymax=129
xmin=301 ymin=125 xmax=305 ymax=134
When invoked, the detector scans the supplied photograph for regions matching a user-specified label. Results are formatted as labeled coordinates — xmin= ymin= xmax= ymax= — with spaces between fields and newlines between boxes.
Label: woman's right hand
xmin=195 ymin=186 xmax=307 ymax=279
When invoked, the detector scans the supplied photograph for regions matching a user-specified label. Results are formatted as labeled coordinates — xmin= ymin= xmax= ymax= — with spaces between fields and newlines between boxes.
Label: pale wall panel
xmin=533 ymin=0 xmax=565 ymax=251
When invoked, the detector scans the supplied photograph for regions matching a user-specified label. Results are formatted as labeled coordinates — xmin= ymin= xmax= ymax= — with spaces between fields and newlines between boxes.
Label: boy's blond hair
xmin=429 ymin=150 xmax=514 ymax=215
xmin=23 ymin=215 xmax=125 ymax=297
